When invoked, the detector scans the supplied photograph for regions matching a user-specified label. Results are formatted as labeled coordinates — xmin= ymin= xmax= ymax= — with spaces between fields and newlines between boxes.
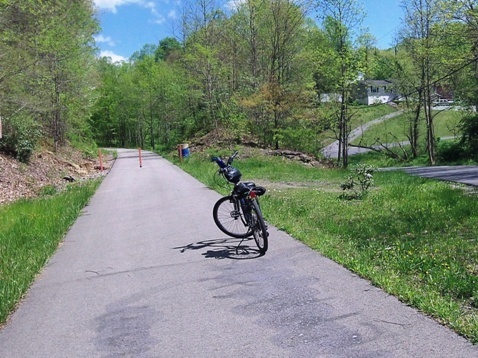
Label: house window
xmin=370 ymin=86 xmax=378 ymax=93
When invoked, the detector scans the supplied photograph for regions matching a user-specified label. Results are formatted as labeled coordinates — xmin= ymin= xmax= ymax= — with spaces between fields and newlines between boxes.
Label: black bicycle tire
xmin=250 ymin=200 xmax=268 ymax=254
xmin=213 ymin=196 xmax=252 ymax=238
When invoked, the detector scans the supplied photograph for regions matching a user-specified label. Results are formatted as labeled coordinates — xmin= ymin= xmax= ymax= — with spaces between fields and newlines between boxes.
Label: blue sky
xmin=93 ymin=0 xmax=404 ymax=62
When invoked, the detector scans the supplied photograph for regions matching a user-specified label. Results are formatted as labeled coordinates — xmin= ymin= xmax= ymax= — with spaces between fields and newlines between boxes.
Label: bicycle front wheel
xmin=250 ymin=200 xmax=268 ymax=254
xmin=213 ymin=196 xmax=252 ymax=238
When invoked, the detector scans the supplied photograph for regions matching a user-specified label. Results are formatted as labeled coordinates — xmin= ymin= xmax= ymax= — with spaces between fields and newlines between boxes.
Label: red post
xmin=178 ymin=144 xmax=183 ymax=163
xmin=98 ymin=149 xmax=103 ymax=171
xmin=138 ymin=148 xmax=142 ymax=168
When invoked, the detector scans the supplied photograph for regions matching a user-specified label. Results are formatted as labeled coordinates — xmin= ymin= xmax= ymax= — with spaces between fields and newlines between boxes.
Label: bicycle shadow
xmin=173 ymin=237 xmax=263 ymax=260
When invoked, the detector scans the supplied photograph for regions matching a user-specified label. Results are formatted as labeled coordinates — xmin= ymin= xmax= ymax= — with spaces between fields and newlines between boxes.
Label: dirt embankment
xmin=0 ymin=147 xmax=114 ymax=206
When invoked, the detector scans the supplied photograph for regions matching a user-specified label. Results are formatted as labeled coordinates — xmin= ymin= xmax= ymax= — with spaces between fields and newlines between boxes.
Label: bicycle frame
xmin=211 ymin=151 xmax=269 ymax=254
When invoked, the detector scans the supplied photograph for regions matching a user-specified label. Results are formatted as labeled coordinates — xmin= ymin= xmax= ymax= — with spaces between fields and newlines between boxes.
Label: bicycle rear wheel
xmin=213 ymin=196 xmax=252 ymax=238
xmin=250 ymin=200 xmax=268 ymax=254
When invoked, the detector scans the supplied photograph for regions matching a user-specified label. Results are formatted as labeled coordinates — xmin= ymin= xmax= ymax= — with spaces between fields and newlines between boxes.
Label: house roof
xmin=361 ymin=79 xmax=393 ymax=86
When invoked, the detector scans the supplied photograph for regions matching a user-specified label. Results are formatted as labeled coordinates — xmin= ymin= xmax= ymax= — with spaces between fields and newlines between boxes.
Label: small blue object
xmin=181 ymin=144 xmax=190 ymax=157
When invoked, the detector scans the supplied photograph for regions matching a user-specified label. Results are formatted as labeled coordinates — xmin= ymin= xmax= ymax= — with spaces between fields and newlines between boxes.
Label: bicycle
xmin=211 ymin=151 xmax=269 ymax=255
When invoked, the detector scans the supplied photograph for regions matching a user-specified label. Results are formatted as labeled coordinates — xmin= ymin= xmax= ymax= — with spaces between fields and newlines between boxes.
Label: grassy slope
xmin=317 ymin=104 xmax=397 ymax=147
xmin=351 ymin=109 xmax=464 ymax=145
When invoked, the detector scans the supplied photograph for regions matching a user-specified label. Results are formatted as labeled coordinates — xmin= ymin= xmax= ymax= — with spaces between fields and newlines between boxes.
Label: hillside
xmin=0 ymin=147 xmax=113 ymax=206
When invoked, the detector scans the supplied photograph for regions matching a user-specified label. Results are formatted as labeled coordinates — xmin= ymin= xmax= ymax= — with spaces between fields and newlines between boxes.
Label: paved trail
xmin=0 ymin=149 xmax=476 ymax=357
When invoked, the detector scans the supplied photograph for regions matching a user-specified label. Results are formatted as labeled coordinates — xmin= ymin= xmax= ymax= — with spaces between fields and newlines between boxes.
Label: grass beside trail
xmin=0 ymin=180 xmax=101 ymax=324
xmin=171 ymin=150 xmax=478 ymax=343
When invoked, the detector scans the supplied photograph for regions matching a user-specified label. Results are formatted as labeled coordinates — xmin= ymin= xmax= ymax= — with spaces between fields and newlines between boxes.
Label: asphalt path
xmin=1 ymin=149 xmax=477 ymax=357
xmin=399 ymin=165 xmax=478 ymax=186
xmin=321 ymin=111 xmax=403 ymax=158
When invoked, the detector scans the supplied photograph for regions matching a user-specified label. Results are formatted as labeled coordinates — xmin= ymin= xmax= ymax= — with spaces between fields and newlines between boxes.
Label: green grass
xmin=351 ymin=109 xmax=464 ymax=146
xmin=169 ymin=149 xmax=478 ymax=343
xmin=318 ymin=104 xmax=397 ymax=147
xmin=0 ymin=180 xmax=101 ymax=324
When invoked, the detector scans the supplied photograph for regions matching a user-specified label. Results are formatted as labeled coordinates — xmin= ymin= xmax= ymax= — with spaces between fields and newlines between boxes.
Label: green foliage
xmin=39 ymin=185 xmax=57 ymax=196
xmin=91 ymin=54 xmax=191 ymax=150
xmin=339 ymin=164 xmax=375 ymax=199
xmin=436 ymin=140 xmax=466 ymax=163
xmin=0 ymin=0 xmax=99 ymax=151
xmin=155 ymin=37 xmax=182 ymax=62
xmin=0 ymin=114 xmax=41 ymax=162
xmin=88 ymin=0 xmax=478 ymax=167
xmin=458 ymin=113 xmax=478 ymax=161
xmin=69 ymin=135 xmax=98 ymax=159
xmin=434 ymin=113 xmax=478 ymax=164
xmin=274 ymin=127 xmax=317 ymax=153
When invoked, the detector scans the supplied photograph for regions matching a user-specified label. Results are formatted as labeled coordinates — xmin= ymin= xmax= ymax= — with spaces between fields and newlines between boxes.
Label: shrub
xmin=339 ymin=164 xmax=375 ymax=200
xmin=459 ymin=113 xmax=478 ymax=161
xmin=0 ymin=114 xmax=41 ymax=163
xmin=436 ymin=140 xmax=465 ymax=163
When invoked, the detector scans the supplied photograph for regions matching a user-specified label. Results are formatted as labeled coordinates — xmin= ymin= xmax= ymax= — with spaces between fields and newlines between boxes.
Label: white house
xmin=319 ymin=79 xmax=399 ymax=106
xmin=352 ymin=80 xmax=397 ymax=105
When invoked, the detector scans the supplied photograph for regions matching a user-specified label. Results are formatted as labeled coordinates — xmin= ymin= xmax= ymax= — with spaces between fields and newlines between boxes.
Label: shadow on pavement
xmin=173 ymin=238 xmax=263 ymax=260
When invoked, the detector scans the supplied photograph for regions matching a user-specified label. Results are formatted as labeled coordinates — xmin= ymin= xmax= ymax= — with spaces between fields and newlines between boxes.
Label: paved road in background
xmin=0 ymin=149 xmax=477 ymax=357
xmin=321 ymin=111 xmax=403 ymax=158
xmin=399 ymin=165 xmax=478 ymax=186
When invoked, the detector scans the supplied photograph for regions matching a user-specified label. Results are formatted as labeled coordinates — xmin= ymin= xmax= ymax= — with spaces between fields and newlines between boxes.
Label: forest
xmin=2 ymin=0 xmax=478 ymax=168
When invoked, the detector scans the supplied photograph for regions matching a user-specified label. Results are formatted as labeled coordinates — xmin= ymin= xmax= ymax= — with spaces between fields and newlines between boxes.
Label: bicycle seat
xmin=234 ymin=182 xmax=266 ymax=196
xmin=234 ymin=182 xmax=254 ymax=196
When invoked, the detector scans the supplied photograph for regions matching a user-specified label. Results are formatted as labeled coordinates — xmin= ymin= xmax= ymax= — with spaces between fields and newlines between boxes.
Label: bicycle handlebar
xmin=227 ymin=151 xmax=238 ymax=165
xmin=211 ymin=156 xmax=227 ymax=168
xmin=211 ymin=151 xmax=238 ymax=169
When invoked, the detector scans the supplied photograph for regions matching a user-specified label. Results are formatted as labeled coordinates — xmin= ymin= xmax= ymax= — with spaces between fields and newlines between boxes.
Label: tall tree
xmin=400 ymin=0 xmax=450 ymax=165
xmin=442 ymin=1 xmax=478 ymax=160
xmin=315 ymin=0 xmax=365 ymax=167
xmin=0 ymin=0 xmax=99 ymax=157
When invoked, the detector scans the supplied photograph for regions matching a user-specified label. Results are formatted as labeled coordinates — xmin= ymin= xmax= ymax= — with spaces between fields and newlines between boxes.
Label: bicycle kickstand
xmin=235 ymin=237 xmax=248 ymax=255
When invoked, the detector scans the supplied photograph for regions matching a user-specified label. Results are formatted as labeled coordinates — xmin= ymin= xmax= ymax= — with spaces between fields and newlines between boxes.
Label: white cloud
xmin=154 ymin=16 xmax=166 ymax=24
xmin=94 ymin=0 xmax=142 ymax=13
xmin=99 ymin=50 xmax=127 ymax=63
xmin=168 ymin=9 xmax=177 ymax=19
xmin=94 ymin=0 xmax=165 ymax=15
xmin=94 ymin=0 xmax=166 ymax=25
xmin=94 ymin=35 xmax=115 ymax=46
xmin=226 ymin=0 xmax=246 ymax=12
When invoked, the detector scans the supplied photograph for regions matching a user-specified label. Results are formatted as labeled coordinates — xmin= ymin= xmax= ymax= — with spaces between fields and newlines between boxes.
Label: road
xmin=0 ymin=149 xmax=477 ymax=357
xmin=399 ymin=165 xmax=478 ymax=186
xmin=320 ymin=110 xmax=458 ymax=159
xmin=321 ymin=111 xmax=403 ymax=158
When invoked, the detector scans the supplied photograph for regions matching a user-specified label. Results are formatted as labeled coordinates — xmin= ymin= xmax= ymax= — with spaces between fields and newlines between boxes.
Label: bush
xmin=436 ymin=140 xmax=466 ymax=163
xmin=0 ymin=114 xmax=41 ymax=163
xmin=339 ymin=164 xmax=375 ymax=200
xmin=458 ymin=113 xmax=478 ymax=161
